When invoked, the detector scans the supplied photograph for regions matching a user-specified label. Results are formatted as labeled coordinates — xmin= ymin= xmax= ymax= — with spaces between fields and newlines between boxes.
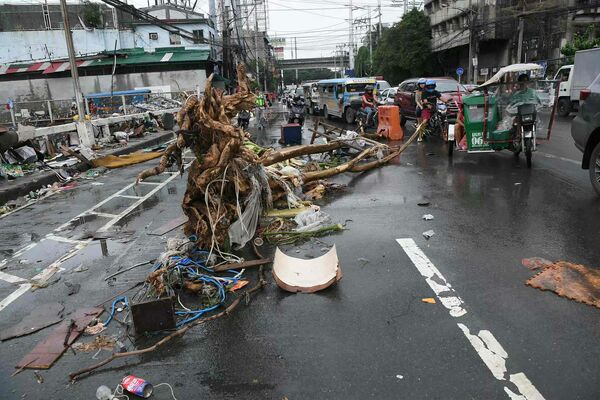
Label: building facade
xmin=425 ymin=0 xmax=600 ymax=82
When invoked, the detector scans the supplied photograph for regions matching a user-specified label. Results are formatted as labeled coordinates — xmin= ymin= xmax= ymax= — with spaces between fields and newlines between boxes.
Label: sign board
xmin=456 ymin=67 xmax=464 ymax=76
xmin=472 ymin=57 xmax=478 ymax=67
xmin=480 ymin=68 xmax=489 ymax=76
xmin=274 ymin=46 xmax=284 ymax=60
xmin=270 ymin=37 xmax=286 ymax=47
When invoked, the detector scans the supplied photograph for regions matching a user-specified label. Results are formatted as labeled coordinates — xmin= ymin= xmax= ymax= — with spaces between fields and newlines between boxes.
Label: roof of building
xmin=0 ymin=47 xmax=210 ymax=76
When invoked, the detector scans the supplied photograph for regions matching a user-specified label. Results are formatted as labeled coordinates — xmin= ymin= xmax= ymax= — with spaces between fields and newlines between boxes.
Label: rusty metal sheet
xmin=1 ymin=303 xmax=64 ymax=341
xmin=148 ymin=215 xmax=188 ymax=236
xmin=526 ymin=261 xmax=600 ymax=309
xmin=15 ymin=307 xmax=103 ymax=370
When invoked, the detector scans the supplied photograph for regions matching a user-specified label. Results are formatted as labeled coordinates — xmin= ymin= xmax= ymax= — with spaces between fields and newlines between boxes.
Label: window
xmin=193 ymin=29 xmax=204 ymax=43
xmin=149 ymin=32 xmax=158 ymax=40
xmin=405 ymin=82 xmax=416 ymax=92
xmin=169 ymin=33 xmax=181 ymax=45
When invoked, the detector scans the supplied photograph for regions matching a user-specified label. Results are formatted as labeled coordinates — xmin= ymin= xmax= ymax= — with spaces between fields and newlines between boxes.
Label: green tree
xmin=82 ymin=1 xmax=102 ymax=28
xmin=373 ymin=9 xmax=433 ymax=85
xmin=354 ymin=46 xmax=371 ymax=77
xmin=561 ymin=25 xmax=600 ymax=63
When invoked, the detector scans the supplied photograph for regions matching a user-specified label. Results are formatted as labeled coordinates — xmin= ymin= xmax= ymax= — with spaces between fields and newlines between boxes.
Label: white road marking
xmin=537 ymin=151 xmax=580 ymax=166
xmin=116 ymin=194 xmax=143 ymax=199
xmin=397 ymin=238 xmax=545 ymax=400
xmin=0 ymin=154 xmax=191 ymax=313
xmin=395 ymin=238 xmax=466 ymax=317
xmin=0 ymin=284 xmax=32 ymax=311
xmin=0 ymin=270 xmax=27 ymax=284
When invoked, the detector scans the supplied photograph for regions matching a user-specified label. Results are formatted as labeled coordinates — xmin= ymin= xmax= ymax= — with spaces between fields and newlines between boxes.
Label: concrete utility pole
xmin=368 ymin=5 xmax=372 ymax=73
xmin=294 ymin=37 xmax=298 ymax=59
xmin=349 ymin=0 xmax=354 ymax=70
xmin=254 ymin=1 xmax=260 ymax=89
xmin=377 ymin=0 xmax=382 ymax=41
xmin=60 ymin=0 xmax=85 ymax=121
xmin=467 ymin=0 xmax=474 ymax=84
xmin=516 ymin=17 xmax=524 ymax=63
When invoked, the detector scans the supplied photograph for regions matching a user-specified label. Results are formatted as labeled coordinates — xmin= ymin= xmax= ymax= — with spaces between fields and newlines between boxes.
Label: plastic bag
xmin=294 ymin=208 xmax=331 ymax=232
xmin=229 ymin=176 xmax=262 ymax=249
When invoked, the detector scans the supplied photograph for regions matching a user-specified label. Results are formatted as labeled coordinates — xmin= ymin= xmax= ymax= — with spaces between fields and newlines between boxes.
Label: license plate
xmin=448 ymin=124 xmax=455 ymax=141
xmin=524 ymin=130 xmax=533 ymax=138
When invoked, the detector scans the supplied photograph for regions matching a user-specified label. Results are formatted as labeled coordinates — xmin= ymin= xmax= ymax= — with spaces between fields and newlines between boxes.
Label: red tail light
xmin=580 ymin=89 xmax=591 ymax=101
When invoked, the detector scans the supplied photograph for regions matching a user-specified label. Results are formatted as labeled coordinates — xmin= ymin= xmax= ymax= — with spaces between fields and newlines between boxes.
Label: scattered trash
xmin=92 ymin=151 xmax=163 ymax=169
xmin=422 ymin=230 xmax=435 ymax=240
xmin=417 ymin=201 xmax=430 ymax=207
xmin=253 ymin=237 xmax=264 ymax=247
xmin=396 ymin=374 xmax=404 ymax=380
xmin=16 ymin=307 xmax=103 ymax=369
xmin=96 ymin=385 xmax=113 ymax=400
xmin=229 ymin=280 xmax=249 ymax=292
xmin=521 ymin=257 xmax=553 ymax=271
xmin=72 ymin=335 xmax=116 ymax=352
xmin=358 ymin=257 xmax=370 ymax=264
xmin=422 ymin=214 xmax=434 ymax=221
xmin=84 ymin=321 xmax=106 ymax=335
xmin=272 ymin=246 xmax=342 ymax=293
xmin=122 ymin=375 xmax=154 ymax=398
xmin=514 ymin=182 xmax=522 ymax=185
xmin=64 ymin=281 xmax=81 ymax=296
xmin=526 ymin=261 xmax=600 ymax=309
xmin=421 ymin=298 xmax=436 ymax=304
xmin=73 ymin=265 xmax=89 ymax=273
xmin=1 ymin=303 xmax=64 ymax=342
xmin=33 ymin=371 xmax=44 ymax=384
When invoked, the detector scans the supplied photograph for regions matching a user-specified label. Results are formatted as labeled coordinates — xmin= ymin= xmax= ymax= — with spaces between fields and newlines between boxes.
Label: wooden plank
xmin=148 ymin=215 xmax=188 ymax=236
xmin=1 ymin=303 xmax=64 ymax=341
xmin=15 ymin=307 xmax=103 ymax=370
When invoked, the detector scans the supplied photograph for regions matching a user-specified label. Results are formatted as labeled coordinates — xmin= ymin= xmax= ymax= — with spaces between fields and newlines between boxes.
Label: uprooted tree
xmin=137 ymin=63 xmax=417 ymax=250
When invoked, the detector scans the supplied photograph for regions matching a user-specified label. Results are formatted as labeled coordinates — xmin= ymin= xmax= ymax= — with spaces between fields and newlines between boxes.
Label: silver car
xmin=572 ymin=73 xmax=600 ymax=195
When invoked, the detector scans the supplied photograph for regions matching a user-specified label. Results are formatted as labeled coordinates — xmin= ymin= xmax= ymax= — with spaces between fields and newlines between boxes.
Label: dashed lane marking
xmin=396 ymin=238 xmax=545 ymax=400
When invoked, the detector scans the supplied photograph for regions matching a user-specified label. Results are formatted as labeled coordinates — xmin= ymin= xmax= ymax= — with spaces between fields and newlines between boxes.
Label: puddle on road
xmin=95 ymin=196 xmax=137 ymax=216
xmin=5 ymin=239 xmax=73 ymax=277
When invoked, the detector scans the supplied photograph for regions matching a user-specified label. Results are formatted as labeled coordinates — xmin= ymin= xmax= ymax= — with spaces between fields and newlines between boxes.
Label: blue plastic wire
xmin=103 ymin=296 xmax=129 ymax=326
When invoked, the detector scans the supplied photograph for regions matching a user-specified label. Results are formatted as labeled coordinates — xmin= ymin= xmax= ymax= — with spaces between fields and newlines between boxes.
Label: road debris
xmin=72 ymin=335 xmax=116 ymax=352
xmin=417 ymin=201 xmax=430 ymax=207
xmin=272 ymin=246 xmax=342 ymax=293
xmin=33 ymin=371 xmax=44 ymax=384
xmin=526 ymin=261 xmax=600 ymax=308
xmin=521 ymin=257 xmax=553 ymax=271
xmin=421 ymin=298 xmax=436 ymax=304
xmin=1 ymin=303 xmax=64 ymax=341
xmin=422 ymin=214 xmax=434 ymax=221
xmin=422 ymin=230 xmax=435 ymax=240
xmin=358 ymin=257 xmax=370 ymax=264
xmin=16 ymin=307 xmax=103 ymax=370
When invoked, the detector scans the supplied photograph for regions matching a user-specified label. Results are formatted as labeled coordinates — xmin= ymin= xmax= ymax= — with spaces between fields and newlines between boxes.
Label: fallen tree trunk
xmin=260 ymin=141 xmax=344 ymax=166
xmin=301 ymin=147 xmax=377 ymax=183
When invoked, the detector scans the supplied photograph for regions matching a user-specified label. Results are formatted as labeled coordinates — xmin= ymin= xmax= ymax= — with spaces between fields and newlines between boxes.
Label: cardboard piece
xmin=1 ymin=303 xmax=64 ymax=341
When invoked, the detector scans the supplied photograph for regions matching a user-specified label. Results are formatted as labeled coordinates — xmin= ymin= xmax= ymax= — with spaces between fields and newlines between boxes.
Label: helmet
xmin=425 ymin=79 xmax=436 ymax=92
xmin=417 ymin=78 xmax=427 ymax=85
xmin=517 ymin=73 xmax=529 ymax=82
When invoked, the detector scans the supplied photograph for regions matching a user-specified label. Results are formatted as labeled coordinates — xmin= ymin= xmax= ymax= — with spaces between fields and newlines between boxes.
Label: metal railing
xmin=0 ymin=91 xmax=192 ymax=128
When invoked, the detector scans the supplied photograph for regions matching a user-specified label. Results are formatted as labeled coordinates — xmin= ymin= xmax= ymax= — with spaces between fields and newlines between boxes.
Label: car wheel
xmin=344 ymin=107 xmax=356 ymax=124
xmin=589 ymin=140 xmax=600 ymax=195
xmin=557 ymin=98 xmax=571 ymax=117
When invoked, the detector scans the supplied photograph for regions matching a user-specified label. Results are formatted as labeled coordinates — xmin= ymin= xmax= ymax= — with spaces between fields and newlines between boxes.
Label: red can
xmin=121 ymin=375 xmax=153 ymax=398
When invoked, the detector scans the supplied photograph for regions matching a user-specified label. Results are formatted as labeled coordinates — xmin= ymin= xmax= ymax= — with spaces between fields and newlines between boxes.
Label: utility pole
xmin=377 ymin=0 xmax=382 ymax=42
xmin=294 ymin=37 xmax=298 ymax=59
xmin=60 ymin=0 xmax=85 ymax=120
xmin=368 ymin=5 xmax=372 ymax=74
xmin=254 ymin=2 xmax=260 ymax=89
xmin=348 ymin=0 xmax=354 ymax=70
xmin=467 ymin=0 xmax=474 ymax=84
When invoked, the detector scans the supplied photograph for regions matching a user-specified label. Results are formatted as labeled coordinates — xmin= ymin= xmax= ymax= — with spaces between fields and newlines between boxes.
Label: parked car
xmin=394 ymin=77 xmax=466 ymax=126
xmin=377 ymin=87 xmax=398 ymax=105
xmin=571 ymin=72 xmax=600 ymax=195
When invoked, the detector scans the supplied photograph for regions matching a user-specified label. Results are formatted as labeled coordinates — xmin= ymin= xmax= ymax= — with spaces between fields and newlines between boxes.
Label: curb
xmin=0 ymin=130 xmax=175 ymax=206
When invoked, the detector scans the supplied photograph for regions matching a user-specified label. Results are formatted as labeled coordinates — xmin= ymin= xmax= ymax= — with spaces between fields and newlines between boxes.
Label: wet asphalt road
xmin=0 ymin=108 xmax=598 ymax=400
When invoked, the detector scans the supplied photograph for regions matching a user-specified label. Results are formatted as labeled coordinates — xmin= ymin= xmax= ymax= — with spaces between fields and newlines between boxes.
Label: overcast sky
xmin=6 ymin=0 xmax=414 ymax=59
xmin=125 ymin=0 xmax=413 ymax=59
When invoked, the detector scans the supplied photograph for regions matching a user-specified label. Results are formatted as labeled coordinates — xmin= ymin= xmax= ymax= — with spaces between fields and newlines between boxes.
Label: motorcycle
xmin=237 ymin=109 xmax=251 ymax=130
xmin=511 ymin=103 xmax=537 ymax=168
xmin=425 ymin=101 xmax=448 ymax=139
xmin=288 ymin=100 xmax=306 ymax=126
xmin=351 ymin=99 xmax=379 ymax=130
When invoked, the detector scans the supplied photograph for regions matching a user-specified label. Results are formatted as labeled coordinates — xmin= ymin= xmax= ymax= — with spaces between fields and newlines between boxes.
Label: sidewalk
xmin=0 ymin=129 xmax=175 ymax=205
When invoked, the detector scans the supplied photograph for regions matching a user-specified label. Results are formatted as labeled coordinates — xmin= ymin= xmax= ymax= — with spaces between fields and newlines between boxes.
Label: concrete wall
xmin=0 ymin=69 xmax=207 ymax=102
xmin=0 ymin=29 xmax=136 ymax=64
xmin=133 ymin=23 xmax=215 ymax=51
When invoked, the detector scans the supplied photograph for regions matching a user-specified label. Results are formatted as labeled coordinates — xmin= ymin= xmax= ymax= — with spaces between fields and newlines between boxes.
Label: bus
xmin=317 ymin=77 xmax=376 ymax=123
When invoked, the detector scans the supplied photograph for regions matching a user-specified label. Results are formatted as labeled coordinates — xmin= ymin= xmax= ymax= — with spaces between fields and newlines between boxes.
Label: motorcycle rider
xmin=289 ymin=94 xmax=305 ymax=125
xmin=420 ymin=79 xmax=446 ymax=139
xmin=361 ymin=85 xmax=376 ymax=126
xmin=508 ymin=73 xmax=540 ymax=110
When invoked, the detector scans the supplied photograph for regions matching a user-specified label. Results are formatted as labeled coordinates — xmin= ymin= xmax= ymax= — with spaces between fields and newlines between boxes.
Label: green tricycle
xmin=447 ymin=63 xmax=559 ymax=168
